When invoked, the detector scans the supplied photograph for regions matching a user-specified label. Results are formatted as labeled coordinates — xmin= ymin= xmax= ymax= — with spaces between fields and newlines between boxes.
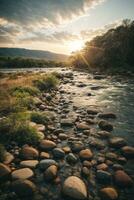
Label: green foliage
xmin=0 ymin=113 xmax=40 ymax=145
xmin=30 ymin=111 xmax=50 ymax=124
xmin=0 ymin=144 xmax=6 ymax=162
xmin=0 ymin=56 xmax=67 ymax=69
xmin=11 ymin=86 xmax=40 ymax=97
xmin=34 ymin=74 xmax=59 ymax=91
xmin=70 ymin=19 xmax=134 ymax=73
xmin=13 ymin=123 xmax=40 ymax=145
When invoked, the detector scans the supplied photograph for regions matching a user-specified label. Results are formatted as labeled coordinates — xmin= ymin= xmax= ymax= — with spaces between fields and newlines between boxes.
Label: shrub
xmin=30 ymin=112 xmax=49 ymax=125
xmin=0 ymin=118 xmax=13 ymax=143
xmin=13 ymin=123 xmax=40 ymax=145
xmin=11 ymin=86 xmax=39 ymax=97
xmin=0 ymin=144 xmax=6 ymax=162
xmin=34 ymin=74 xmax=59 ymax=91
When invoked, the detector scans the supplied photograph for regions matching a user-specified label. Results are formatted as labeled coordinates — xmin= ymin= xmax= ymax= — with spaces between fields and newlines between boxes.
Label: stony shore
xmin=0 ymin=70 xmax=134 ymax=200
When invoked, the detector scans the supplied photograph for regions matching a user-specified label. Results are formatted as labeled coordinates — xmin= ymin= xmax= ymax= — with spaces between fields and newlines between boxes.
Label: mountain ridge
xmin=0 ymin=47 xmax=68 ymax=62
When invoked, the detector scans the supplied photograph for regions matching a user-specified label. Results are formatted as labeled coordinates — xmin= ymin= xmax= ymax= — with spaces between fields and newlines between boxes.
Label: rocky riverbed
xmin=0 ymin=69 xmax=134 ymax=200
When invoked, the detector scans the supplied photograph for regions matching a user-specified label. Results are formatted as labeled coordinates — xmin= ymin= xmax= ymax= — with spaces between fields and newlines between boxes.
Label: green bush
xmin=11 ymin=86 xmax=39 ymax=97
xmin=30 ymin=112 xmax=49 ymax=124
xmin=13 ymin=123 xmax=40 ymax=145
xmin=0 ymin=144 xmax=6 ymax=162
xmin=0 ymin=118 xmax=13 ymax=143
xmin=0 ymin=114 xmax=40 ymax=145
xmin=34 ymin=74 xmax=59 ymax=91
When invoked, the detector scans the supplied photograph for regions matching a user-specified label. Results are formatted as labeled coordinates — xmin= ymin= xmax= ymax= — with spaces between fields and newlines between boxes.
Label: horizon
xmin=0 ymin=0 xmax=134 ymax=54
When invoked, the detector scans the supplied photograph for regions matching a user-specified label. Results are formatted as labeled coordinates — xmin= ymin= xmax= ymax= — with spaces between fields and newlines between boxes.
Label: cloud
xmin=80 ymin=20 xmax=122 ymax=40
xmin=0 ymin=0 xmax=104 ymax=26
xmin=20 ymin=31 xmax=79 ymax=44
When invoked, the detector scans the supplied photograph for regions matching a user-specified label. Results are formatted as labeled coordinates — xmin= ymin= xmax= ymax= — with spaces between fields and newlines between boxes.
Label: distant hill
xmin=0 ymin=48 xmax=68 ymax=62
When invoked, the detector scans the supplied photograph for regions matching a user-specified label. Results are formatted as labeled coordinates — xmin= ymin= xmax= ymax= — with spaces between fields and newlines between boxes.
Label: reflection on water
xmin=61 ymin=71 xmax=134 ymax=145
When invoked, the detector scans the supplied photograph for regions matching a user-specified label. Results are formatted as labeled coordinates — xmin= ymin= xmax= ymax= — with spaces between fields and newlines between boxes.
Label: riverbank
xmin=0 ymin=69 xmax=134 ymax=200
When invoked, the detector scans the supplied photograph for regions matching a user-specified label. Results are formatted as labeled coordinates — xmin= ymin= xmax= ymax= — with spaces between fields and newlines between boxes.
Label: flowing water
xmin=1 ymin=67 xmax=134 ymax=200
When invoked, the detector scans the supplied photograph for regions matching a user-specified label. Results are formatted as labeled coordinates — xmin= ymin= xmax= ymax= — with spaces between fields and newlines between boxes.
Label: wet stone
xmin=98 ymin=120 xmax=113 ymax=132
xmin=121 ymin=146 xmax=134 ymax=158
xmin=96 ymin=163 xmax=108 ymax=171
xmin=39 ymin=140 xmax=56 ymax=150
xmin=109 ymin=137 xmax=127 ymax=148
xmin=62 ymin=176 xmax=87 ymax=199
xmin=52 ymin=148 xmax=65 ymax=159
xmin=11 ymin=168 xmax=34 ymax=180
xmin=44 ymin=165 xmax=58 ymax=181
xmin=76 ymin=122 xmax=90 ymax=130
xmin=39 ymin=159 xmax=58 ymax=170
xmin=20 ymin=146 xmax=39 ymax=160
xmin=0 ymin=163 xmax=11 ymax=182
xmin=98 ymin=113 xmax=116 ymax=119
xmin=40 ymin=152 xmax=50 ymax=159
xmin=66 ymin=153 xmax=78 ymax=164
xmin=100 ymin=187 xmax=118 ymax=200
xmin=96 ymin=170 xmax=112 ymax=184
xmin=79 ymin=149 xmax=93 ymax=160
xmin=20 ymin=160 xmax=39 ymax=169
xmin=114 ymin=170 xmax=133 ymax=187
xmin=12 ymin=179 xmax=36 ymax=197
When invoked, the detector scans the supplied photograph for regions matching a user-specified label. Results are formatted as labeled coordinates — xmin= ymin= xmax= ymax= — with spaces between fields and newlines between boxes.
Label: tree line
xmin=0 ymin=56 xmax=67 ymax=69
xmin=70 ymin=19 xmax=134 ymax=73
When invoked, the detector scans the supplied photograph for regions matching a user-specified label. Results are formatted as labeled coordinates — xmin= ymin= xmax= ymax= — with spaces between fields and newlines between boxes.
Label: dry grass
xmin=0 ymin=72 xmax=41 ymax=115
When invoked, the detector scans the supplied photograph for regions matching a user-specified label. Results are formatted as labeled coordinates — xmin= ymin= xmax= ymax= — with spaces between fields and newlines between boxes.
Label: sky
xmin=0 ymin=0 xmax=134 ymax=54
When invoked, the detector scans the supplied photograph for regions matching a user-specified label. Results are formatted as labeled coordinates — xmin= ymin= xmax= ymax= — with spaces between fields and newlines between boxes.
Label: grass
xmin=30 ymin=111 xmax=50 ymax=125
xmin=33 ymin=74 xmax=59 ymax=91
xmin=0 ymin=72 xmax=59 ymax=115
xmin=0 ymin=113 xmax=40 ymax=145
xmin=0 ymin=72 xmax=59 ymax=146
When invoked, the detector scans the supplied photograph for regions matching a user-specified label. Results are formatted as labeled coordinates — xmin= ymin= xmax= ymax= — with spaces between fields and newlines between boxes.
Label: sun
xmin=68 ymin=40 xmax=84 ymax=53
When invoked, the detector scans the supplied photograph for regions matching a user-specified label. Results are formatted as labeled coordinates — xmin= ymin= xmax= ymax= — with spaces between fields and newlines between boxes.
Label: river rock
xmin=3 ymin=152 xmax=14 ymax=164
xmin=71 ymin=142 xmax=84 ymax=152
xmin=81 ymin=167 xmax=90 ymax=177
xmin=0 ymin=163 xmax=11 ymax=182
xmin=98 ymin=120 xmax=113 ymax=132
xmin=36 ymin=124 xmax=46 ymax=132
xmin=39 ymin=140 xmax=56 ymax=150
xmin=39 ymin=159 xmax=58 ymax=170
xmin=44 ymin=165 xmax=58 ymax=181
xmin=96 ymin=170 xmax=112 ymax=184
xmin=11 ymin=168 xmax=34 ymax=180
xmin=121 ymin=146 xmax=134 ymax=158
xmin=62 ymin=176 xmax=87 ymax=199
xmin=60 ymin=119 xmax=74 ymax=126
xmin=53 ymin=148 xmax=65 ymax=159
xmin=20 ymin=160 xmax=39 ymax=168
xmin=62 ymin=146 xmax=71 ymax=153
xmin=20 ymin=146 xmax=39 ymax=160
xmin=12 ymin=179 xmax=36 ymax=197
xmin=97 ymin=131 xmax=111 ymax=138
xmin=58 ymin=133 xmax=68 ymax=140
xmin=98 ymin=113 xmax=116 ymax=119
xmin=76 ymin=122 xmax=90 ymax=130
xmin=100 ymin=187 xmax=118 ymax=200
xmin=97 ymin=163 xmax=108 ymax=171
xmin=109 ymin=137 xmax=127 ymax=148
xmin=40 ymin=152 xmax=50 ymax=159
xmin=114 ymin=170 xmax=133 ymax=187
xmin=66 ymin=153 xmax=77 ymax=164
xmin=83 ymin=161 xmax=92 ymax=168
xmin=87 ymin=109 xmax=99 ymax=115
xmin=105 ymin=152 xmax=118 ymax=161
xmin=79 ymin=149 xmax=93 ymax=160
